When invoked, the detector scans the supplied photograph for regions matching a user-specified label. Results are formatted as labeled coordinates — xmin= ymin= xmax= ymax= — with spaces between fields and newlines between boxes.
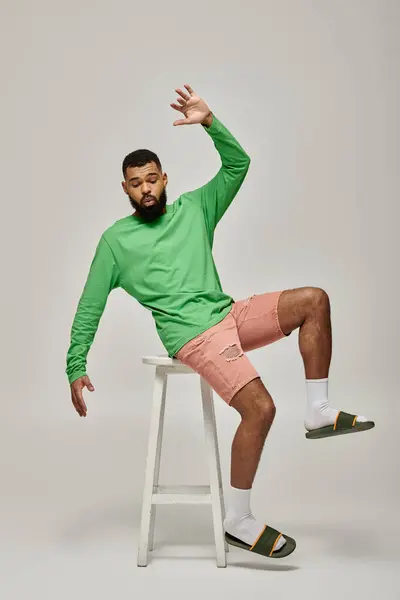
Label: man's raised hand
xmin=170 ymin=84 xmax=212 ymax=127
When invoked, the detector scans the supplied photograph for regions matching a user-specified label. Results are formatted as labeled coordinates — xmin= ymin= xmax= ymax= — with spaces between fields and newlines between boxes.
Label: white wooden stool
xmin=137 ymin=354 xmax=229 ymax=567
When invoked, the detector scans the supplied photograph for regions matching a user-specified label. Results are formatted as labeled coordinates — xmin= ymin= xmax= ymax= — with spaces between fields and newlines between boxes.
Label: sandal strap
xmin=335 ymin=411 xmax=357 ymax=431
xmin=250 ymin=525 xmax=282 ymax=556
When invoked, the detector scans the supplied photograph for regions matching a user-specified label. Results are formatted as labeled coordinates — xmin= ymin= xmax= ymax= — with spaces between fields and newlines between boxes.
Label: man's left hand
xmin=170 ymin=84 xmax=212 ymax=127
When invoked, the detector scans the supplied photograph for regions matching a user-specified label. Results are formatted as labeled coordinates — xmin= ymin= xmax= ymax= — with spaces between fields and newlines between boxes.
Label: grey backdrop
xmin=1 ymin=0 xmax=399 ymax=598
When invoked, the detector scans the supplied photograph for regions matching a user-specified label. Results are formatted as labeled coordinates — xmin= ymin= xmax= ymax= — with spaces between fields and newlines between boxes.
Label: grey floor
xmin=2 ymin=406 xmax=398 ymax=600
xmin=2 ymin=515 xmax=398 ymax=600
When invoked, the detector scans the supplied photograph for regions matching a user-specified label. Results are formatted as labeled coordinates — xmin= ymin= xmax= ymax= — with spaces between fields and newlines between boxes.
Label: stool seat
xmin=142 ymin=354 xmax=181 ymax=366
xmin=137 ymin=354 xmax=228 ymax=567
xmin=142 ymin=354 xmax=195 ymax=374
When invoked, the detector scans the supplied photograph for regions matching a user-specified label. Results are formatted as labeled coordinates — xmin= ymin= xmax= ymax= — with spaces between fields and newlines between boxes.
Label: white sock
xmin=304 ymin=378 xmax=368 ymax=431
xmin=223 ymin=486 xmax=286 ymax=551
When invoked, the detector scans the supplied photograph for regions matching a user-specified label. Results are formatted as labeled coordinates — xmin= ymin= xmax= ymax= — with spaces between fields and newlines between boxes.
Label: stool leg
xmin=137 ymin=367 xmax=167 ymax=567
xmin=213 ymin=407 xmax=229 ymax=555
xmin=149 ymin=370 xmax=167 ymax=551
xmin=200 ymin=378 xmax=227 ymax=568
xmin=210 ymin=394 xmax=229 ymax=554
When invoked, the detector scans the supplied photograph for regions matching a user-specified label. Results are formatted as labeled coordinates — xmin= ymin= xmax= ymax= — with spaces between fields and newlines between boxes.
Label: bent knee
xmin=241 ymin=396 xmax=276 ymax=426
xmin=230 ymin=379 xmax=276 ymax=424
xmin=304 ymin=286 xmax=330 ymax=309
xmin=254 ymin=399 xmax=276 ymax=424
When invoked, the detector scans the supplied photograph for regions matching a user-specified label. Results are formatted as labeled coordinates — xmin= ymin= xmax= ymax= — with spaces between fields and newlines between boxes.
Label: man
xmin=66 ymin=84 xmax=374 ymax=560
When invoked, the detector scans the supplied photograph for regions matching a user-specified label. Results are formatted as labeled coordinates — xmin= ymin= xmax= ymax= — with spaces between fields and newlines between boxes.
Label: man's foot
xmin=305 ymin=407 xmax=374 ymax=439
xmin=223 ymin=514 xmax=287 ymax=551
xmin=304 ymin=379 xmax=374 ymax=437
xmin=305 ymin=404 xmax=369 ymax=432
xmin=224 ymin=525 xmax=296 ymax=559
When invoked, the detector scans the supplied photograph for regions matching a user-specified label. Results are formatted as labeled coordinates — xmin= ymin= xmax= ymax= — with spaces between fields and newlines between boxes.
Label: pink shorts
xmin=175 ymin=290 xmax=291 ymax=405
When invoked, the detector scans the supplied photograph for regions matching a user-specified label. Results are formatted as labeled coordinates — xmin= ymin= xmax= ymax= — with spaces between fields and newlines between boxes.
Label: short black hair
xmin=122 ymin=149 xmax=162 ymax=179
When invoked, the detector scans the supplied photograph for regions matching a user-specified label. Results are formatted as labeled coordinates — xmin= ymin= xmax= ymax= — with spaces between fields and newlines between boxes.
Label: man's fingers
xmin=170 ymin=103 xmax=184 ymax=113
xmin=82 ymin=376 xmax=95 ymax=392
xmin=173 ymin=118 xmax=190 ymax=126
xmin=85 ymin=381 xmax=95 ymax=392
xmin=175 ymin=87 xmax=190 ymax=101
xmin=72 ymin=395 xmax=85 ymax=417
xmin=71 ymin=395 xmax=83 ymax=416
xmin=184 ymin=84 xmax=194 ymax=95
xmin=77 ymin=389 xmax=88 ymax=413
xmin=72 ymin=388 xmax=87 ymax=417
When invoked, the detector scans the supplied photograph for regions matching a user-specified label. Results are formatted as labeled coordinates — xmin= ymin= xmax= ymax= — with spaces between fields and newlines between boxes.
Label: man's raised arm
xmin=171 ymin=84 xmax=251 ymax=231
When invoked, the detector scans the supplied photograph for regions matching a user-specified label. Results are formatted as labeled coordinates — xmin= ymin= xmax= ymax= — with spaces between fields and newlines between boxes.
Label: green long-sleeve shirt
xmin=66 ymin=114 xmax=251 ymax=385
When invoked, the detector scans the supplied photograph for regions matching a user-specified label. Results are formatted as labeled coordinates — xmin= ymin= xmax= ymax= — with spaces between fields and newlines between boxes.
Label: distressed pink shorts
xmin=175 ymin=290 xmax=291 ymax=405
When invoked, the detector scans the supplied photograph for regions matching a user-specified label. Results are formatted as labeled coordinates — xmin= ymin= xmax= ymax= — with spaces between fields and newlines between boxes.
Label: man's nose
xmin=142 ymin=182 xmax=151 ymax=194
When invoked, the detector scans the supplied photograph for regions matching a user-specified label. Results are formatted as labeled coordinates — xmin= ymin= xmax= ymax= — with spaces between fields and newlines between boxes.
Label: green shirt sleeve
xmin=66 ymin=234 xmax=120 ymax=385
xmin=185 ymin=114 xmax=251 ymax=233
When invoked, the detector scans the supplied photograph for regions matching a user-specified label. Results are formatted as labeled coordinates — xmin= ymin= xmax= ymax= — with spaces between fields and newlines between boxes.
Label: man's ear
xmin=163 ymin=172 xmax=168 ymax=186
xmin=121 ymin=181 xmax=127 ymax=194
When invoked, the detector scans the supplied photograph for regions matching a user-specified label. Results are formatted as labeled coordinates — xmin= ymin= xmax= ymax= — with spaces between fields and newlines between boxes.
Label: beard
xmin=129 ymin=188 xmax=168 ymax=223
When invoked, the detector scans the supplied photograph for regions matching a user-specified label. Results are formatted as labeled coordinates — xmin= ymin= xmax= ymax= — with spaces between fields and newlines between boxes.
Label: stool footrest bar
xmin=152 ymin=485 xmax=223 ymax=505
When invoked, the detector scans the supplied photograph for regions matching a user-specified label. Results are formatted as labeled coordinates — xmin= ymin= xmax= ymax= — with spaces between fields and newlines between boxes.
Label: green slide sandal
xmin=305 ymin=411 xmax=375 ymax=440
xmin=224 ymin=525 xmax=296 ymax=559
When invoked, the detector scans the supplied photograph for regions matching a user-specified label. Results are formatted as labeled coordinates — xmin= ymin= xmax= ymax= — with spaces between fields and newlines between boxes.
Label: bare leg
xmin=224 ymin=377 xmax=288 ymax=550
xmin=277 ymin=286 xmax=369 ymax=430
xmin=229 ymin=377 xmax=276 ymax=489
xmin=277 ymin=287 xmax=332 ymax=379
xmin=227 ymin=287 xmax=331 ymax=487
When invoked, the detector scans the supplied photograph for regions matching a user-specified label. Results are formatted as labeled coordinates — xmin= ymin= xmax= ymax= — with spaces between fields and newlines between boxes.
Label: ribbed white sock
xmin=223 ymin=486 xmax=286 ymax=551
xmin=304 ymin=378 xmax=367 ymax=431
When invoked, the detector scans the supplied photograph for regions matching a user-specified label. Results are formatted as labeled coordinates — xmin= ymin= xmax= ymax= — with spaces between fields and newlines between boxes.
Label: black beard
xmin=129 ymin=188 xmax=168 ymax=223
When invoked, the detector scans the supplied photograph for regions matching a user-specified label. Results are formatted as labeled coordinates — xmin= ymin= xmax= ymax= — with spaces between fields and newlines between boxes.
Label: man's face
xmin=122 ymin=161 xmax=168 ymax=223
